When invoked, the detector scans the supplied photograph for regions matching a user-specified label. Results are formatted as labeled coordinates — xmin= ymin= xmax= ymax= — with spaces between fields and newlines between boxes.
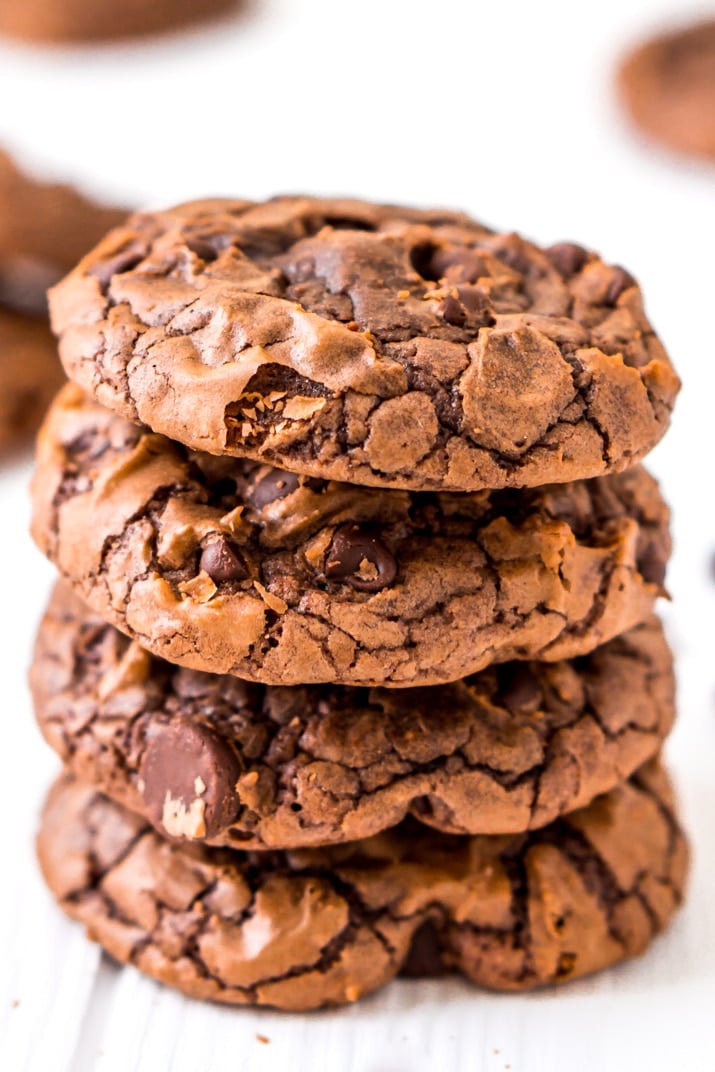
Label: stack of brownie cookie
xmin=28 ymin=196 xmax=688 ymax=1010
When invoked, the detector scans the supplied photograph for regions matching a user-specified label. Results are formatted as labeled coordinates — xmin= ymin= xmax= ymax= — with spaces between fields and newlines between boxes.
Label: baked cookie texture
xmin=0 ymin=0 xmax=241 ymax=43
xmin=619 ymin=19 xmax=715 ymax=162
xmin=0 ymin=310 xmax=63 ymax=452
xmin=32 ymin=585 xmax=675 ymax=848
xmin=31 ymin=384 xmax=671 ymax=687
xmin=48 ymin=196 xmax=680 ymax=492
xmin=38 ymin=762 xmax=688 ymax=1010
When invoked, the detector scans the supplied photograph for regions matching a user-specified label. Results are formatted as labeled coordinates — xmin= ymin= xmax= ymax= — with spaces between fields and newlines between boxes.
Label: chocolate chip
xmin=325 ymin=524 xmax=397 ymax=592
xmin=139 ymin=720 xmax=240 ymax=839
xmin=546 ymin=242 xmax=589 ymax=277
xmin=438 ymin=285 xmax=493 ymax=327
xmin=402 ymin=921 xmax=446 ymax=977
xmin=430 ymin=248 xmax=486 ymax=284
xmin=495 ymin=664 xmax=542 ymax=713
xmin=638 ymin=541 xmax=667 ymax=587
xmin=457 ymin=284 xmax=493 ymax=320
xmin=200 ymin=535 xmax=248 ymax=583
xmin=87 ymin=241 xmax=145 ymax=289
xmin=605 ymin=266 xmax=636 ymax=305
xmin=185 ymin=236 xmax=220 ymax=263
xmin=438 ymin=293 xmax=467 ymax=327
xmin=248 ymin=469 xmax=300 ymax=509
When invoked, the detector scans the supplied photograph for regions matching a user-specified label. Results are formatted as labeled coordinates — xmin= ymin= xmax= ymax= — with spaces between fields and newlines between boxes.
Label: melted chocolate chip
xmin=495 ymin=664 xmax=542 ymax=713
xmin=606 ymin=266 xmax=636 ymax=305
xmin=200 ymin=535 xmax=248 ymax=583
xmin=457 ymin=284 xmax=493 ymax=320
xmin=185 ymin=236 xmax=220 ymax=263
xmin=430 ymin=248 xmax=486 ymax=284
xmin=546 ymin=242 xmax=589 ymax=277
xmin=401 ymin=920 xmax=446 ymax=977
xmin=438 ymin=293 xmax=467 ymax=327
xmin=248 ymin=469 xmax=300 ymax=508
xmin=87 ymin=241 xmax=145 ymax=289
xmin=638 ymin=541 xmax=667 ymax=588
xmin=438 ymin=284 xmax=493 ymax=327
xmin=139 ymin=720 xmax=240 ymax=839
xmin=325 ymin=524 xmax=397 ymax=592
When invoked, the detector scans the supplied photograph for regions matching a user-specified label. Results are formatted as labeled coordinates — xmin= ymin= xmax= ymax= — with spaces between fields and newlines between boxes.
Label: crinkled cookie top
xmin=49 ymin=196 xmax=679 ymax=491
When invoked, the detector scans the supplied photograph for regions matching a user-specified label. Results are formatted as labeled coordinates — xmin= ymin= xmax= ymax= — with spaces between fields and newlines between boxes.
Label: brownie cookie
xmin=619 ymin=20 xmax=715 ymax=162
xmin=0 ymin=0 xmax=240 ymax=43
xmin=32 ymin=584 xmax=676 ymax=848
xmin=38 ymin=761 xmax=688 ymax=1010
xmin=0 ymin=310 xmax=63 ymax=453
xmin=0 ymin=150 xmax=125 ymax=316
xmin=31 ymin=385 xmax=671 ymax=687
xmin=48 ymin=196 xmax=679 ymax=492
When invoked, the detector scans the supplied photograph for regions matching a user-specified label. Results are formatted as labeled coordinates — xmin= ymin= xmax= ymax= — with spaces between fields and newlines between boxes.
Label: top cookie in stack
xmin=47 ymin=197 xmax=678 ymax=492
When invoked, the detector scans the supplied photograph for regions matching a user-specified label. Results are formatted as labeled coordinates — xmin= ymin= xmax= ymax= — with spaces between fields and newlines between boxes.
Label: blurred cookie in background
xmin=0 ymin=311 xmax=61 ymax=454
xmin=0 ymin=150 xmax=125 ymax=454
xmin=618 ymin=19 xmax=715 ymax=162
xmin=0 ymin=150 xmax=125 ymax=313
xmin=0 ymin=0 xmax=244 ymax=44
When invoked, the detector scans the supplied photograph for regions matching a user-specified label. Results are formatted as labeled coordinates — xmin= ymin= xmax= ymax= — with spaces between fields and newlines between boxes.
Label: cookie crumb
xmin=256 ymin=1034 xmax=270 ymax=1045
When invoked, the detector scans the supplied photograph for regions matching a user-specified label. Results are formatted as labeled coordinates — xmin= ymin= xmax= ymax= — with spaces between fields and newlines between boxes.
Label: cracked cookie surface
xmin=32 ymin=584 xmax=676 ymax=848
xmin=37 ymin=761 xmax=688 ymax=1010
xmin=48 ymin=196 xmax=679 ymax=492
xmin=619 ymin=20 xmax=715 ymax=162
xmin=31 ymin=385 xmax=671 ymax=687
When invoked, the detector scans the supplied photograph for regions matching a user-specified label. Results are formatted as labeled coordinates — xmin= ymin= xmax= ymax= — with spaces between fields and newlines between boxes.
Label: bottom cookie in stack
xmin=39 ymin=761 xmax=687 ymax=1011
xmin=31 ymin=585 xmax=688 ymax=1010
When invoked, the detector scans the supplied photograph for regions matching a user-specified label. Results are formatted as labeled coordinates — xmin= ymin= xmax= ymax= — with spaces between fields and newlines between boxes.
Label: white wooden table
xmin=0 ymin=2 xmax=714 ymax=1068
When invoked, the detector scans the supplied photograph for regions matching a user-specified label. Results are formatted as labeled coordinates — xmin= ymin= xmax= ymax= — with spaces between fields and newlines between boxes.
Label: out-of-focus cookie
xmin=48 ymin=196 xmax=679 ymax=491
xmin=0 ymin=309 xmax=63 ymax=453
xmin=37 ymin=762 xmax=688 ymax=1010
xmin=0 ymin=0 xmax=241 ymax=44
xmin=31 ymin=384 xmax=672 ymax=687
xmin=619 ymin=20 xmax=715 ymax=161
xmin=0 ymin=150 xmax=125 ymax=315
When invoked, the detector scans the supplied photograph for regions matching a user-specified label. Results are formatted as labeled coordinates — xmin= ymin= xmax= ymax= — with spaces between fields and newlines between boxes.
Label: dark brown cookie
xmin=0 ymin=0 xmax=241 ymax=43
xmin=619 ymin=20 xmax=715 ymax=162
xmin=48 ymin=196 xmax=679 ymax=492
xmin=31 ymin=384 xmax=671 ymax=687
xmin=37 ymin=762 xmax=688 ymax=1010
xmin=0 ymin=309 xmax=64 ymax=453
xmin=0 ymin=150 xmax=125 ymax=316
xmin=32 ymin=584 xmax=675 ymax=848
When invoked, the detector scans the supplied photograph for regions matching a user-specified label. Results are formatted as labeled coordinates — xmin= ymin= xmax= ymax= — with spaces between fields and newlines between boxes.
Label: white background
xmin=0 ymin=1 xmax=714 ymax=1069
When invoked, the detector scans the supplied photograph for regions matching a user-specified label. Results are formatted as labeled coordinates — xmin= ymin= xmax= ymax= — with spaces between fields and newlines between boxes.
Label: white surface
xmin=0 ymin=1 xmax=714 ymax=1069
